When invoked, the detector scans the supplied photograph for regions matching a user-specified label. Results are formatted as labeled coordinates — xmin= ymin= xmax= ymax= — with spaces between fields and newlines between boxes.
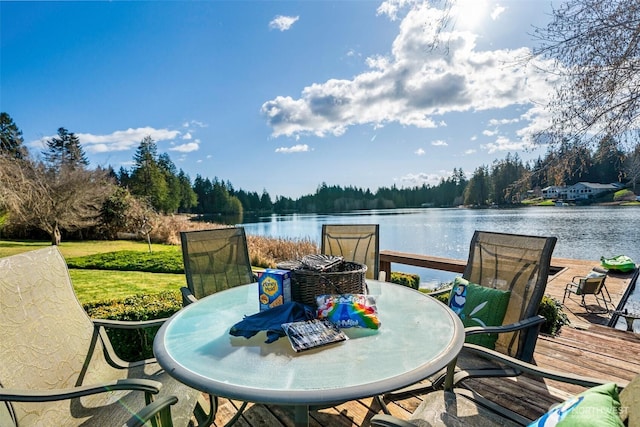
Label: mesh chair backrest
xmin=578 ymin=276 xmax=606 ymax=295
xmin=180 ymin=227 xmax=254 ymax=299
xmin=0 ymin=247 xmax=114 ymax=422
xmin=463 ymin=231 xmax=557 ymax=357
xmin=321 ymin=224 xmax=380 ymax=280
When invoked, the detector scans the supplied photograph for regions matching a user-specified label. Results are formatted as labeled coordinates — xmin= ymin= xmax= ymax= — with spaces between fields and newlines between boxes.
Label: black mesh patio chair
xmin=179 ymin=227 xmax=253 ymax=424
xmin=383 ymin=231 xmax=557 ymax=401
xmin=180 ymin=227 xmax=257 ymax=305
xmin=321 ymin=224 xmax=380 ymax=280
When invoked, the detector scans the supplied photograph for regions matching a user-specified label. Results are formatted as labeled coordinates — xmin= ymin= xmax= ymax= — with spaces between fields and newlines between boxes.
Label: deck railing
xmin=378 ymin=250 xmax=466 ymax=281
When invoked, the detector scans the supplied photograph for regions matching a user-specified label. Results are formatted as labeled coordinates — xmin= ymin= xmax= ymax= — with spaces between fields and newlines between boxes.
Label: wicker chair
xmin=0 ymin=247 xmax=204 ymax=427
xmin=180 ymin=227 xmax=256 ymax=305
xmin=383 ymin=231 xmax=557 ymax=401
xmin=321 ymin=224 xmax=380 ymax=280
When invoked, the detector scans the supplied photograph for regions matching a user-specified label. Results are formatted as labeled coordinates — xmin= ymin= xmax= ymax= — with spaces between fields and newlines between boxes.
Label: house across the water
xmin=542 ymin=182 xmax=621 ymax=201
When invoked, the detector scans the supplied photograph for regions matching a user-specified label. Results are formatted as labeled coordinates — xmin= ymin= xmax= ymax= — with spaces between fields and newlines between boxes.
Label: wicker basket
xmin=277 ymin=255 xmax=368 ymax=306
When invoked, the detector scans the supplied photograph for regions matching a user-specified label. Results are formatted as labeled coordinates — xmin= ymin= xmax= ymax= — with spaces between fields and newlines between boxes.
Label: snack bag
xmin=316 ymin=294 xmax=381 ymax=329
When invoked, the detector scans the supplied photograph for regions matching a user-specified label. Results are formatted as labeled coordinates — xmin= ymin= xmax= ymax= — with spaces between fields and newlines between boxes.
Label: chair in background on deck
xmin=372 ymin=342 xmax=638 ymax=426
xmin=321 ymin=224 xmax=381 ymax=280
xmin=563 ymin=270 xmax=612 ymax=313
xmin=383 ymin=230 xmax=557 ymax=401
xmin=0 ymin=247 xmax=205 ymax=427
xmin=180 ymin=227 xmax=257 ymax=306
xmin=179 ymin=227 xmax=252 ymax=425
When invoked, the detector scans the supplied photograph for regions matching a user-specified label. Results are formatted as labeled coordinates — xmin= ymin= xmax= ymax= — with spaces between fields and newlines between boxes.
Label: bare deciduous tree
xmin=532 ymin=0 xmax=640 ymax=150
xmin=0 ymin=156 xmax=114 ymax=245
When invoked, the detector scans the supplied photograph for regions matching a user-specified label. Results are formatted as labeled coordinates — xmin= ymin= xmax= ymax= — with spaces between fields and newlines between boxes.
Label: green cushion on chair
xmin=448 ymin=277 xmax=511 ymax=349
xmin=527 ymin=382 xmax=623 ymax=426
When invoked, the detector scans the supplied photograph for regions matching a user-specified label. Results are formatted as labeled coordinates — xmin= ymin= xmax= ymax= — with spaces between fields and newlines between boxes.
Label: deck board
xmin=207 ymin=257 xmax=639 ymax=426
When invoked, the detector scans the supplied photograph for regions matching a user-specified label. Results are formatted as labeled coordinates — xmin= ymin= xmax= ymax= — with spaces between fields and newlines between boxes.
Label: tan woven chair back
xmin=321 ymin=224 xmax=380 ymax=280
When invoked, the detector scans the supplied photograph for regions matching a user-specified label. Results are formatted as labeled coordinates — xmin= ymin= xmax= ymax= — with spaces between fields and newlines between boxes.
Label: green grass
xmin=0 ymin=239 xmax=175 ymax=259
xmin=70 ymin=269 xmax=184 ymax=303
xmin=1 ymin=240 xmax=185 ymax=304
xmin=67 ymin=249 xmax=184 ymax=273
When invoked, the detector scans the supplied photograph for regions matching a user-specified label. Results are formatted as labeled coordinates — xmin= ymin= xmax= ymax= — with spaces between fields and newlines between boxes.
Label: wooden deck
xmin=208 ymin=254 xmax=639 ymax=426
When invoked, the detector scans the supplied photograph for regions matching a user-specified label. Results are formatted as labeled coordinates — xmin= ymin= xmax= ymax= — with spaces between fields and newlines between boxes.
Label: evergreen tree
xmin=592 ymin=137 xmax=625 ymax=183
xmin=129 ymin=136 xmax=169 ymax=213
xmin=259 ymin=189 xmax=273 ymax=212
xmin=0 ymin=112 xmax=27 ymax=159
xmin=43 ymin=127 xmax=89 ymax=169
xmin=177 ymin=170 xmax=198 ymax=213
xmin=464 ymin=166 xmax=491 ymax=206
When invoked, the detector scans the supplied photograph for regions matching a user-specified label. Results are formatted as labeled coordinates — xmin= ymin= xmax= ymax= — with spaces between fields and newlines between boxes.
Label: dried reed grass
xmin=148 ymin=214 xmax=319 ymax=268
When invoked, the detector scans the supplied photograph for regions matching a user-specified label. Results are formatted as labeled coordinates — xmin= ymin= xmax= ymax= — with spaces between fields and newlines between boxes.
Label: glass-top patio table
xmin=153 ymin=280 xmax=464 ymax=426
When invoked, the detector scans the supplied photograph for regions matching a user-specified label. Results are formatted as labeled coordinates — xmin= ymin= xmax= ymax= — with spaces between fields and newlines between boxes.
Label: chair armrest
xmin=0 ymin=378 xmax=161 ymax=402
xmin=180 ymin=286 xmax=198 ymax=306
xmin=463 ymin=343 xmax=627 ymax=389
xmin=123 ymin=395 xmax=178 ymax=427
xmin=464 ymin=315 xmax=545 ymax=336
xmin=93 ymin=318 xmax=167 ymax=329
xmin=370 ymin=414 xmax=416 ymax=427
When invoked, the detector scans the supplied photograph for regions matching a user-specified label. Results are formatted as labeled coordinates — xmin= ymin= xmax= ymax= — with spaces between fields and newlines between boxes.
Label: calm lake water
xmin=240 ymin=206 xmax=639 ymax=314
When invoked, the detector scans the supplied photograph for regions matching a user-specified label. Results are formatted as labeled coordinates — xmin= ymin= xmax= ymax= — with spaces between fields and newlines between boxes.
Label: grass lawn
xmin=0 ymin=239 xmax=176 ymax=258
xmin=1 ymin=239 xmax=184 ymax=304
xmin=70 ymin=270 xmax=184 ymax=303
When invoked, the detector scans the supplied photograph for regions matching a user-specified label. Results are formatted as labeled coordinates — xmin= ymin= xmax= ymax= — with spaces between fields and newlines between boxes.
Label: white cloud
xmin=481 ymin=135 xmax=534 ymax=154
xmin=398 ymin=171 xmax=446 ymax=187
xmin=262 ymin=1 xmax=555 ymax=141
xmin=30 ymin=127 xmax=182 ymax=154
xmin=377 ymin=0 xmax=420 ymax=21
xmin=269 ymin=15 xmax=299 ymax=31
xmin=464 ymin=149 xmax=477 ymax=155
xmin=182 ymin=120 xmax=207 ymax=129
xmin=182 ymin=132 xmax=192 ymax=140
xmin=488 ymin=117 xmax=519 ymax=126
xmin=415 ymin=148 xmax=426 ymax=155
xmin=491 ymin=5 xmax=506 ymax=21
xmin=431 ymin=140 xmax=448 ymax=146
xmin=170 ymin=140 xmax=200 ymax=153
xmin=275 ymin=144 xmax=311 ymax=153
xmin=482 ymin=129 xmax=498 ymax=136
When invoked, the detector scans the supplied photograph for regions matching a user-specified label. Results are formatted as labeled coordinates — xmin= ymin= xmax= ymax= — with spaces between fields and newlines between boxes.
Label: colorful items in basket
xmin=316 ymin=294 xmax=381 ymax=329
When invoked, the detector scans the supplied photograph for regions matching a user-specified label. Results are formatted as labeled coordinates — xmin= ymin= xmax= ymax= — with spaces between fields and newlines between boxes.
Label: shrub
xmin=84 ymin=291 xmax=182 ymax=361
xmin=390 ymin=271 xmax=420 ymax=290
xmin=67 ymin=249 xmax=184 ymax=273
xmin=614 ymin=189 xmax=636 ymax=202
xmin=537 ymin=294 xmax=570 ymax=336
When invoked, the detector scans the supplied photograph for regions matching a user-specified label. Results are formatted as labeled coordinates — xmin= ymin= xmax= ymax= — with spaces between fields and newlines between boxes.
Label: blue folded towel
xmin=229 ymin=301 xmax=316 ymax=343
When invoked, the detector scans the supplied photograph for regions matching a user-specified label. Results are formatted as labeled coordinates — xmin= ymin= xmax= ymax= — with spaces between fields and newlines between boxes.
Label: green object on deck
xmin=600 ymin=255 xmax=636 ymax=273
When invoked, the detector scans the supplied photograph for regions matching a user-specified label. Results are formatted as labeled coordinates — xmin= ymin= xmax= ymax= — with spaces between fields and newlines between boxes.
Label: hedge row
xmin=69 ymin=250 xmax=184 ymax=273
xmin=84 ymin=291 xmax=182 ymax=361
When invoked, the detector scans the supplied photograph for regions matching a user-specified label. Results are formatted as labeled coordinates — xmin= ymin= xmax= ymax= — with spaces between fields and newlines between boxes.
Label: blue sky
xmin=1 ymin=0 xmax=558 ymax=199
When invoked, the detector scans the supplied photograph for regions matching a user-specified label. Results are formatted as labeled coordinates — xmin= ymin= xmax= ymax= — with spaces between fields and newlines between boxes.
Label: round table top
xmin=154 ymin=280 xmax=464 ymax=406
